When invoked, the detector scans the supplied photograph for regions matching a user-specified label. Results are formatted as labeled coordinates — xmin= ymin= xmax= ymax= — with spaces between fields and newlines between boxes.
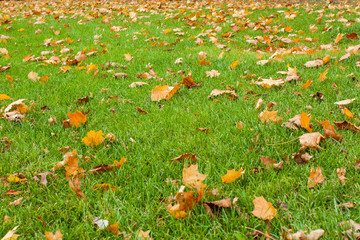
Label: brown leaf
xmin=318 ymin=120 xmax=342 ymax=141
xmin=260 ymin=156 xmax=276 ymax=169
xmin=346 ymin=33 xmax=359 ymax=40
xmin=75 ymin=96 xmax=89 ymax=105
xmin=196 ymin=127 xmax=213 ymax=134
xmin=308 ymin=167 xmax=325 ymax=188
xmin=3 ymin=190 xmax=23 ymax=196
xmin=89 ymin=164 xmax=114 ymax=174
xmin=170 ymin=153 xmax=197 ymax=163
xmin=69 ymin=175 xmax=85 ymax=198
xmin=205 ymin=70 xmax=220 ymax=78
xmin=292 ymin=152 xmax=313 ymax=165
xmin=335 ymin=33 xmax=345 ymax=44
xmin=252 ymin=196 xmax=277 ymax=221
xmin=337 ymin=167 xmax=347 ymax=184
xmin=334 ymin=120 xmax=360 ymax=132
xmin=130 ymin=82 xmax=147 ymax=88
xmin=299 ymin=132 xmax=324 ymax=150
xmin=10 ymin=197 xmax=23 ymax=206
xmin=136 ymin=107 xmax=148 ymax=114
xmin=203 ymin=198 xmax=233 ymax=217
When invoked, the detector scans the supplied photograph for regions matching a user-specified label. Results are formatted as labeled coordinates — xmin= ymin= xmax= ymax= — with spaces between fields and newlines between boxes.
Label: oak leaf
xmin=308 ymin=167 xmax=325 ymax=188
xmin=183 ymin=164 xmax=207 ymax=191
xmin=82 ymin=130 xmax=104 ymax=146
xmin=252 ymin=196 xmax=277 ymax=220
xmin=67 ymin=110 xmax=86 ymax=128
xmin=221 ymin=169 xmax=244 ymax=183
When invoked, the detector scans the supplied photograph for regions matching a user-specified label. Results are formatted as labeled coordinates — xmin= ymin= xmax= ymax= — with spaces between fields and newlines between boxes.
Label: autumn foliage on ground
xmin=1 ymin=0 xmax=360 ymax=239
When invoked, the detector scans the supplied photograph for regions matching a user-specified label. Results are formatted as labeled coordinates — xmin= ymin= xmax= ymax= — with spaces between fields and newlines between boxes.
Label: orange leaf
xmin=229 ymin=60 xmax=240 ymax=70
xmin=82 ymin=130 xmax=104 ymax=146
xmin=198 ymin=59 xmax=211 ymax=66
xmin=318 ymin=69 xmax=328 ymax=82
xmin=69 ymin=174 xmax=85 ymax=198
xmin=308 ymin=166 xmax=325 ymax=188
xmin=334 ymin=33 xmax=344 ymax=44
xmin=45 ymin=230 xmax=63 ymax=240
xmin=300 ymin=112 xmax=312 ymax=132
xmin=67 ymin=110 xmax=86 ymax=128
xmin=342 ymin=107 xmax=354 ymax=119
xmin=301 ymin=79 xmax=313 ymax=89
xmin=109 ymin=223 xmax=119 ymax=235
xmin=252 ymin=196 xmax=277 ymax=220
xmin=114 ymin=158 xmax=126 ymax=168
xmin=221 ymin=168 xmax=245 ymax=183
xmin=6 ymin=75 xmax=13 ymax=82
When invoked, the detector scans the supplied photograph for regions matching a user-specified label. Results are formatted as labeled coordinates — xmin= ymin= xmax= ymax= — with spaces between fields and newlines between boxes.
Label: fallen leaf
xmin=229 ymin=60 xmax=240 ymax=69
xmin=108 ymin=223 xmax=119 ymax=235
xmin=53 ymin=149 xmax=77 ymax=171
xmin=67 ymin=110 xmax=86 ymax=128
xmin=1 ymin=226 xmax=20 ymax=240
xmin=318 ymin=69 xmax=328 ymax=82
xmin=308 ymin=166 xmax=325 ymax=188
xmin=32 ymin=172 xmax=56 ymax=186
xmin=170 ymin=153 xmax=196 ymax=162
xmin=299 ymin=132 xmax=324 ymax=150
xmin=252 ymin=196 xmax=277 ymax=221
xmin=3 ymin=190 xmax=23 ymax=196
xmin=334 ymin=98 xmax=356 ymax=106
xmin=335 ymin=33 xmax=345 ymax=44
xmin=151 ymin=85 xmax=179 ymax=101
xmin=221 ymin=168 xmax=245 ymax=183
xmin=255 ymin=78 xmax=285 ymax=89
xmin=205 ymin=70 xmax=220 ymax=78
xmin=69 ymin=174 xmax=85 ymax=198
xmin=337 ymin=167 xmax=347 ymax=184
xmin=339 ymin=219 xmax=360 ymax=237
xmin=285 ymin=229 xmax=324 ymax=240
xmin=0 ymin=94 xmax=10 ymax=100
xmin=318 ymin=120 xmax=342 ymax=141
xmin=302 ymin=79 xmax=313 ymax=89
xmin=260 ymin=156 xmax=276 ymax=169
xmin=259 ymin=110 xmax=282 ymax=123
xmin=342 ymin=107 xmax=354 ymax=119
xmin=89 ymin=164 xmax=114 ymax=174
xmin=45 ymin=230 xmax=63 ymax=240
xmin=183 ymin=164 xmax=207 ymax=191
xmin=130 ymin=82 xmax=147 ymax=88
xmin=138 ymin=230 xmax=152 ymax=240
xmin=93 ymin=183 xmax=117 ymax=191
xmin=114 ymin=158 xmax=126 ymax=168
xmin=167 ymin=191 xmax=197 ymax=219
xmin=124 ymin=53 xmax=133 ymax=61
xmin=93 ymin=217 xmax=109 ymax=230
xmin=300 ymin=112 xmax=312 ymax=132
xmin=339 ymin=202 xmax=354 ymax=208
xmin=203 ymin=198 xmax=233 ymax=217
xmin=136 ymin=107 xmax=148 ymax=114
xmin=82 ymin=130 xmax=104 ymax=146
xmin=334 ymin=120 xmax=360 ymax=132
xmin=208 ymin=89 xmax=238 ymax=100
xmin=10 ymin=197 xmax=23 ymax=206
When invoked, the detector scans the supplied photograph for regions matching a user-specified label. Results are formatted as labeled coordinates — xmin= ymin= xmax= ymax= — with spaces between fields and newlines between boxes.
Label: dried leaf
xmin=300 ymin=112 xmax=312 ymax=132
xmin=205 ymin=70 xmax=220 ymax=78
xmin=259 ymin=110 xmax=282 ymax=123
xmin=45 ymin=230 xmax=63 ymax=240
xmin=170 ymin=153 xmax=196 ymax=163
xmin=318 ymin=69 xmax=328 ymax=82
xmin=334 ymin=98 xmax=356 ymax=106
xmin=67 ymin=110 xmax=86 ymax=128
xmin=208 ymin=89 xmax=238 ymax=100
xmin=221 ymin=168 xmax=245 ymax=183
xmin=299 ymin=132 xmax=324 ymax=150
xmin=32 ymin=172 xmax=56 ymax=186
xmin=308 ymin=167 xmax=325 ymax=188
xmin=114 ymin=158 xmax=126 ymax=168
xmin=252 ymin=196 xmax=277 ymax=221
xmin=10 ymin=197 xmax=23 ymax=206
xmin=183 ymin=164 xmax=207 ymax=191
xmin=69 ymin=175 xmax=85 ymax=198
xmin=337 ymin=167 xmax=347 ymax=184
xmin=1 ymin=226 xmax=20 ymax=240
xmin=334 ymin=120 xmax=360 ymax=132
xmin=93 ymin=217 xmax=109 ymax=230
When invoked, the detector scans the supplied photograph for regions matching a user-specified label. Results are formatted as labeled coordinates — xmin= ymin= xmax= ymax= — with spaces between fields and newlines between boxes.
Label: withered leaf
xmin=89 ymin=164 xmax=114 ymax=174
xmin=252 ymin=196 xmax=277 ymax=221
xmin=308 ymin=166 xmax=325 ymax=188
xmin=334 ymin=120 xmax=360 ymax=132
xmin=69 ymin=174 xmax=85 ymax=198
xmin=203 ymin=198 xmax=233 ymax=217
xmin=183 ymin=164 xmax=207 ymax=191
xmin=221 ymin=169 xmax=245 ymax=183
xmin=32 ymin=172 xmax=56 ymax=186
xmin=170 ymin=153 xmax=197 ymax=163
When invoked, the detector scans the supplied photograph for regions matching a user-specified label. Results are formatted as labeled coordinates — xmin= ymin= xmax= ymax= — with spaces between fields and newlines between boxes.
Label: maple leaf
xmin=108 ymin=223 xmax=119 ymax=235
xmin=32 ymin=172 xmax=56 ymax=186
xmin=65 ymin=153 xmax=85 ymax=180
xmin=221 ymin=169 xmax=245 ymax=183
xmin=318 ymin=120 xmax=342 ymax=141
xmin=181 ymin=73 xmax=199 ymax=87
xmin=300 ymin=112 xmax=312 ymax=132
xmin=203 ymin=198 xmax=235 ymax=217
xmin=114 ymin=158 xmax=126 ymax=168
xmin=82 ymin=130 xmax=104 ymax=146
xmin=93 ymin=183 xmax=117 ymax=191
xmin=67 ymin=110 xmax=86 ymax=128
xmin=183 ymin=164 xmax=207 ymax=191
xmin=45 ymin=230 xmax=63 ymax=240
xmin=151 ymin=85 xmax=179 ymax=101
xmin=252 ymin=196 xmax=277 ymax=221
xmin=69 ymin=174 xmax=85 ymax=198
xmin=299 ymin=132 xmax=324 ymax=150
xmin=334 ymin=120 xmax=360 ymax=132
xmin=308 ymin=166 xmax=325 ymax=188
xmin=259 ymin=110 xmax=282 ymax=123
xmin=229 ymin=60 xmax=240 ymax=69
xmin=0 ymin=94 xmax=10 ymax=100
xmin=255 ymin=78 xmax=285 ymax=89
xmin=170 ymin=153 xmax=196 ymax=163
xmin=167 ymin=191 xmax=197 ymax=219
xmin=53 ymin=149 xmax=77 ymax=171
xmin=337 ymin=167 xmax=347 ymax=184
xmin=205 ymin=70 xmax=220 ymax=78
xmin=334 ymin=33 xmax=345 ymax=44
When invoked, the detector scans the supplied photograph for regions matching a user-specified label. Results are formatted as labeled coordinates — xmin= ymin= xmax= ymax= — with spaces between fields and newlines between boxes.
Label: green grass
xmin=1 ymin=0 xmax=360 ymax=239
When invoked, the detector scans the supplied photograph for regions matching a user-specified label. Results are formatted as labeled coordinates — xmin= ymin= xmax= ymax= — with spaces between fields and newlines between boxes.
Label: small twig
xmin=266 ymin=137 xmax=299 ymax=146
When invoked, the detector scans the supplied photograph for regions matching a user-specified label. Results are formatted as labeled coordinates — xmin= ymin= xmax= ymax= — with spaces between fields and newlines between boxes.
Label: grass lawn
xmin=1 ymin=0 xmax=360 ymax=239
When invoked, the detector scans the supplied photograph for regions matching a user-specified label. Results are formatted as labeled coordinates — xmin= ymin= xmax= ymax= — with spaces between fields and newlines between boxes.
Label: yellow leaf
xmin=334 ymin=33 xmax=345 ymax=44
xmin=183 ymin=164 xmax=207 ymax=191
xmin=82 ymin=130 xmax=104 ymax=146
xmin=67 ymin=110 xmax=86 ymax=128
xmin=318 ymin=69 xmax=328 ymax=82
xmin=221 ymin=168 xmax=245 ymax=183
xmin=0 ymin=94 xmax=10 ymax=100
xmin=259 ymin=110 xmax=282 ymax=123
xmin=124 ymin=53 xmax=133 ymax=61
xmin=7 ymin=175 xmax=27 ymax=183
xmin=229 ymin=60 xmax=240 ymax=70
